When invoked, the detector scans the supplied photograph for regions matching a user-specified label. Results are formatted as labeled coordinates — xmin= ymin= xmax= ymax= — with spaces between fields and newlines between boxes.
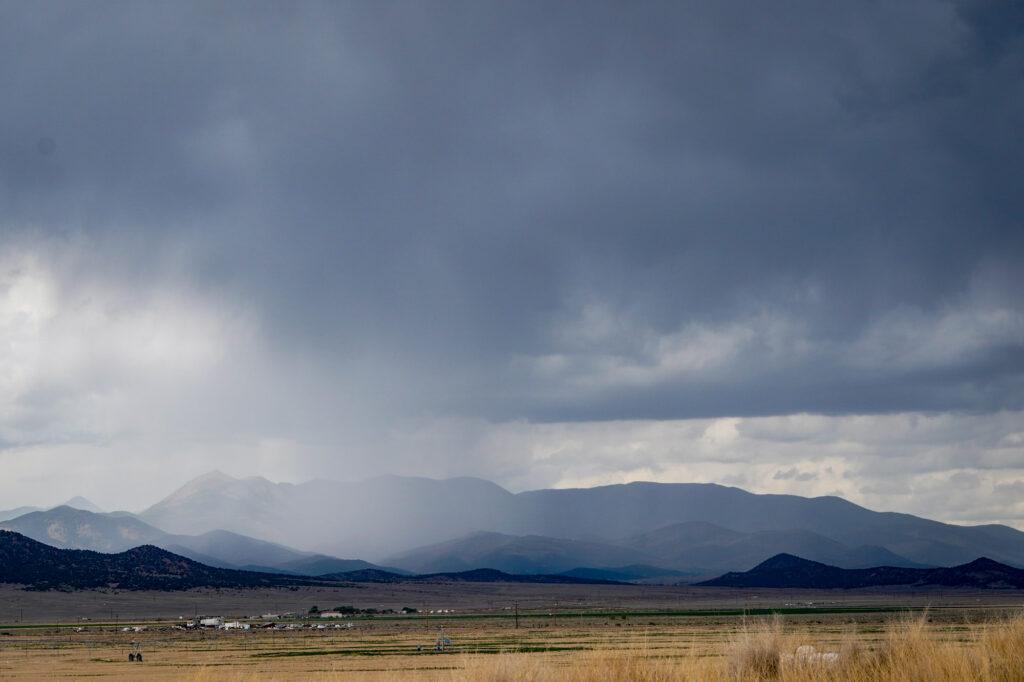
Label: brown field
xmin=1 ymin=584 xmax=1023 ymax=680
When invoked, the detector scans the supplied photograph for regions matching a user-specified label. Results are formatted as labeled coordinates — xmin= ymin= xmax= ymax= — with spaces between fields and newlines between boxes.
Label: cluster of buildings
xmin=81 ymin=605 xmax=460 ymax=633
xmin=112 ymin=604 xmax=441 ymax=634
xmin=172 ymin=617 xmax=249 ymax=630
xmin=173 ymin=616 xmax=356 ymax=631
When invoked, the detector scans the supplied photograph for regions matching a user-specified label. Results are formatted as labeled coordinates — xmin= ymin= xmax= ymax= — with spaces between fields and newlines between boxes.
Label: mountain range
xmin=5 ymin=471 xmax=1024 ymax=578
xmin=136 ymin=472 xmax=1024 ymax=571
xmin=0 ymin=531 xmax=625 ymax=590
xmin=699 ymin=553 xmax=1024 ymax=589
xmin=6 ymin=527 xmax=1020 ymax=592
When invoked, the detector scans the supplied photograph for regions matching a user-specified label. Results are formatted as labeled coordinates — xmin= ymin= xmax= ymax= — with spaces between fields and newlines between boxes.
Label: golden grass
xmin=4 ymin=610 xmax=1023 ymax=680
xmin=449 ymin=613 xmax=1024 ymax=681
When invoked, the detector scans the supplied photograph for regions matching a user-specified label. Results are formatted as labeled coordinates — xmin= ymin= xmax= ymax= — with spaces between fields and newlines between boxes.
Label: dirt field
xmin=1 ymin=584 xmax=1022 ymax=680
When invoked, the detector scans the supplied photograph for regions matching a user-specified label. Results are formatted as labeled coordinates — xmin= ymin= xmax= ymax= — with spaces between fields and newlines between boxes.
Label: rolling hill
xmin=698 ymin=553 xmax=1024 ymax=589
xmin=0 ymin=530 xmax=326 ymax=590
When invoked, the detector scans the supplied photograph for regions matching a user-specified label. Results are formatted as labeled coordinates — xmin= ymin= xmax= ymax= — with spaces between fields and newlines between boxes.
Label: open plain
xmin=2 ymin=584 xmax=1023 ymax=680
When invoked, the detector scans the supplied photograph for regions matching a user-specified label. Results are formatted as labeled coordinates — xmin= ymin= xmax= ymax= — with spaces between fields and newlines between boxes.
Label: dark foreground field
xmin=4 ymin=582 xmax=1021 ymax=624
xmin=1 ymin=584 xmax=1023 ymax=680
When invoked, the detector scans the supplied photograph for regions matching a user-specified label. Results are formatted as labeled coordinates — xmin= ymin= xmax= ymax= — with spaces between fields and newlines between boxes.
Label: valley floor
xmin=1 ymin=584 xmax=1023 ymax=680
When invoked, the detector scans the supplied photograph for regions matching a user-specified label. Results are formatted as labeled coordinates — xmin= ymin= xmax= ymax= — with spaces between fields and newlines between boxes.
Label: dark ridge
xmin=413 ymin=567 xmax=622 ymax=584
xmin=320 ymin=568 xmax=408 ymax=583
xmin=0 ymin=530 xmax=334 ymax=591
xmin=320 ymin=566 xmax=623 ymax=585
xmin=558 ymin=564 xmax=692 ymax=582
xmin=698 ymin=553 xmax=1024 ymax=589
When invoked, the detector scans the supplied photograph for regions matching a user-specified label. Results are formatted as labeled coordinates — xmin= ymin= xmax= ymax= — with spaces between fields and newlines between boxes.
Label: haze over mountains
xmin=141 ymin=472 xmax=1024 ymax=569
xmin=138 ymin=472 xmax=514 ymax=560
xmin=386 ymin=531 xmax=648 ymax=575
xmin=0 ymin=506 xmax=394 ymax=576
xmin=5 ymin=471 xmax=1022 ymax=578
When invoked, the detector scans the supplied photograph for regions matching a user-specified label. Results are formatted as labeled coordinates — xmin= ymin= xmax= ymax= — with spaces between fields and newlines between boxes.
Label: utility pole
xmin=514 ymin=600 xmax=519 ymax=629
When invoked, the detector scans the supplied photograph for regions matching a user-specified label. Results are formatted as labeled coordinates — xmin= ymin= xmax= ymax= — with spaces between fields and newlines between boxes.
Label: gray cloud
xmin=773 ymin=468 xmax=818 ymax=482
xmin=0 ymin=1 xmax=1022 ymax=508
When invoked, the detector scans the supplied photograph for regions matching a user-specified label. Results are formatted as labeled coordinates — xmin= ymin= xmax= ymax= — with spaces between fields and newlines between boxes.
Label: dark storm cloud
xmin=1 ymin=0 xmax=1022 ymax=423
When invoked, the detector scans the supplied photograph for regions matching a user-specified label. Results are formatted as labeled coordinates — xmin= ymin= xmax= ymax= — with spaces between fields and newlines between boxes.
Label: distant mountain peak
xmin=161 ymin=470 xmax=283 ymax=501
xmin=59 ymin=496 xmax=104 ymax=513
xmin=159 ymin=470 xmax=240 ymax=504
xmin=960 ymin=557 xmax=1002 ymax=570
xmin=755 ymin=553 xmax=825 ymax=570
xmin=193 ymin=470 xmax=236 ymax=484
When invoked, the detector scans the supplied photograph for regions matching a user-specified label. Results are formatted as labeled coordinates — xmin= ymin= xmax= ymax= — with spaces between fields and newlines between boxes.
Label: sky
xmin=1 ymin=1 xmax=1022 ymax=527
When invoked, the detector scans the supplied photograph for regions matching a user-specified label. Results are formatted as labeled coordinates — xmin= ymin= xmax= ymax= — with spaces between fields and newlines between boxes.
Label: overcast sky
xmin=1 ymin=1 xmax=1022 ymax=526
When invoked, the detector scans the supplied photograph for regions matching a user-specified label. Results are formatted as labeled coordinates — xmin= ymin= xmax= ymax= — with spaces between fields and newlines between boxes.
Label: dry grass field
xmin=1 ymin=585 xmax=1023 ymax=680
